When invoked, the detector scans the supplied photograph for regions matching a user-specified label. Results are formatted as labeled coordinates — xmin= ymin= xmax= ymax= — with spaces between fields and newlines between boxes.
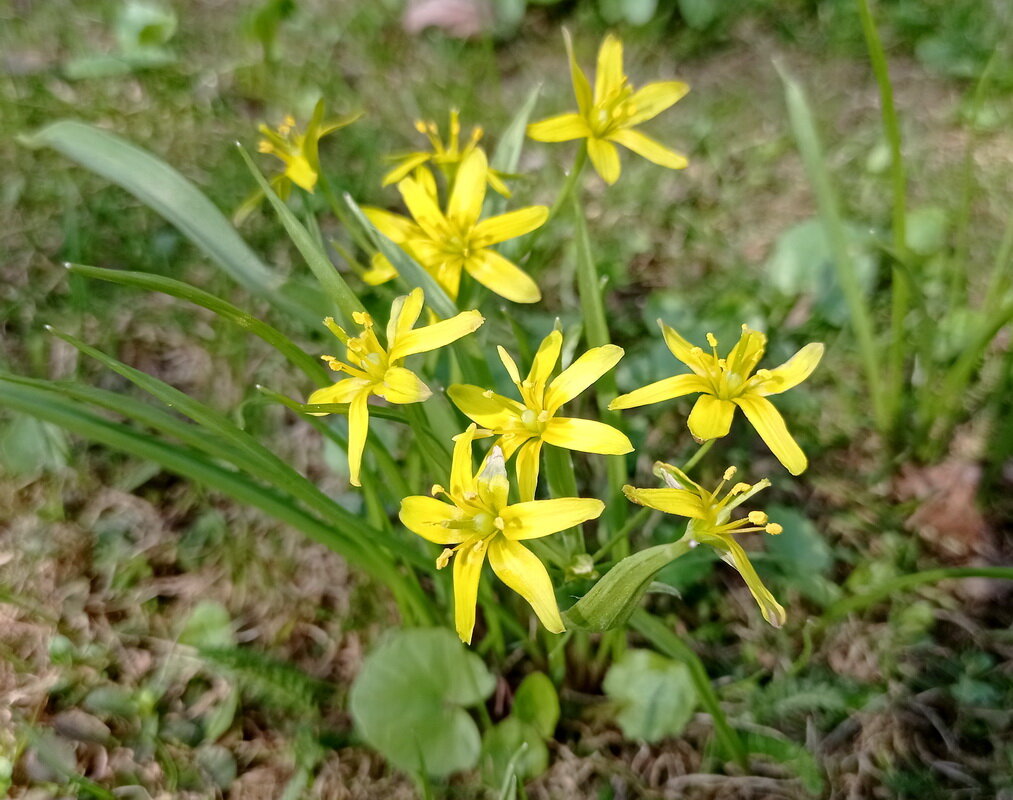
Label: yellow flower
xmin=624 ymin=463 xmax=786 ymax=627
xmin=527 ymin=31 xmax=689 ymax=185
xmin=400 ymin=424 xmax=605 ymax=643
xmin=365 ymin=148 xmax=546 ymax=303
xmin=382 ymin=109 xmax=512 ymax=197
xmin=257 ymin=102 xmax=361 ymax=194
xmin=307 ymin=288 xmax=484 ymax=487
xmin=448 ymin=330 xmax=632 ymax=502
xmin=610 ymin=323 xmax=824 ymax=475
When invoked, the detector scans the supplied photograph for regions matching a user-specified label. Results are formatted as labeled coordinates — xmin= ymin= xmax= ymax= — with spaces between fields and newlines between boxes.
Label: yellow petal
xmin=515 ymin=438 xmax=543 ymax=503
xmin=363 ymin=207 xmax=419 ymax=243
xmin=448 ymin=148 xmax=487 ymax=229
xmin=500 ymin=498 xmax=605 ymax=540
xmin=754 ymin=343 xmax=824 ymax=396
xmin=608 ymin=128 xmax=688 ymax=170
xmin=399 ymin=496 xmax=467 ymax=544
xmin=487 ymin=537 xmax=564 ymax=634
xmin=487 ymin=169 xmax=513 ymax=198
xmin=564 ymin=28 xmax=593 ymax=115
xmin=587 ymin=137 xmax=621 ymax=185
xmin=308 ymin=377 xmax=372 ymax=410
xmin=362 ymin=253 xmax=398 ymax=285
xmin=472 ymin=206 xmax=549 ymax=248
xmin=386 ymin=287 xmax=425 ymax=347
xmin=625 ymin=81 xmax=690 ymax=126
xmin=527 ymin=330 xmax=563 ymax=389
xmin=285 ymin=156 xmax=318 ymax=193
xmin=622 ymin=485 xmax=706 ymax=518
xmin=450 ymin=423 xmax=479 ymax=497
xmin=733 ymin=394 xmax=808 ymax=475
xmin=398 ymin=175 xmax=448 ymax=240
xmin=382 ymin=152 xmax=431 ymax=186
xmin=376 ymin=366 xmax=431 ymax=404
xmin=608 ymin=373 xmax=709 ymax=410
xmin=594 ymin=34 xmax=624 ymax=105
xmin=464 ymin=250 xmax=541 ymax=303
xmin=526 ymin=113 xmax=590 ymax=143
xmin=702 ymin=534 xmax=786 ymax=627
xmin=542 ymin=418 xmax=633 ymax=455
xmin=545 ymin=344 xmax=623 ymax=412
xmin=687 ymin=395 xmax=736 ymax=441
xmin=453 ymin=537 xmax=490 ymax=644
xmin=390 ymin=310 xmax=485 ymax=361
xmin=659 ymin=321 xmax=711 ymax=375
xmin=497 ymin=346 xmax=522 ymax=385
xmin=447 ymin=384 xmax=526 ymax=430
xmin=724 ymin=326 xmax=767 ymax=379
xmin=347 ymin=391 xmax=370 ymax=487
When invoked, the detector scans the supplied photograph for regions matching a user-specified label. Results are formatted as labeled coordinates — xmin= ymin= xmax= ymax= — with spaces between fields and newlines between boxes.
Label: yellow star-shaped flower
xmin=610 ymin=323 xmax=824 ymax=475
xmin=448 ymin=330 xmax=632 ymax=502
xmin=527 ymin=31 xmax=689 ymax=185
xmin=307 ymin=288 xmax=484 ymax=486
xmin=400 ymin=424 xmax=605 ymax=643
xmin=624 ymin=462 xmax=786 ymax=627
xmin=364 ymin=148 xmax=546 ymax=303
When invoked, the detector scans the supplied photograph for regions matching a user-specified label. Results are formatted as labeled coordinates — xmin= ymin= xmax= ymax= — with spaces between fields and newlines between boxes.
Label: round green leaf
xmin=511 ymin=672 xmax=559 ymax=739
xmin=481 ymin=717 xmax=549 ymax=788
xmin=350 ymin=628 xmax=495 ymax=777
xmin=603 ymin=649 xmax=697 ymax=742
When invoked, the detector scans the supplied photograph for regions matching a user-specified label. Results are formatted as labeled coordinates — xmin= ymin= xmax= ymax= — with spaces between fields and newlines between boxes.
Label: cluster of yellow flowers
xmin=259 ymin=33 xmax=824 ymax=644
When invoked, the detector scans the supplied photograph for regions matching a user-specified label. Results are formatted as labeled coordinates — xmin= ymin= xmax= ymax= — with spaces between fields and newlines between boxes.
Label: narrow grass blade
xmin=66 ymin=263 xmax=330 ymax=387
xmin=19 ymin=121 xmax=299 ymax=313
xmin=779 ymin=65 xmax=889 ymax=433
xmin=236 ymin=144 xmax=364 ymax=327
xmin=488 ymin=84 xmax=540 ymax=218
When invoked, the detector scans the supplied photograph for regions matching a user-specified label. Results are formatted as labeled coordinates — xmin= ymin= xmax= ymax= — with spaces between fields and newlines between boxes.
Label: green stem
xmin=631 ymin=609 xmax=749 ymax=770
xmin=317 ymin=171 xmax=376 ymax=256
xmin=590 ymin=506 xmax=653 ymax=563
xmin=856 ymin=0 xmax=910 ymax=437
xmin=680 ymin=439 xmax=714 ymax=473
xmin=780 ymin=66 xmax=889 ymax=435
xmin=547 ymin=142 xmax=588 ymax=223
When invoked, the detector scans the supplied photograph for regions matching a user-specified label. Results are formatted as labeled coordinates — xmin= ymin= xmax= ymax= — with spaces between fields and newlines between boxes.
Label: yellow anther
xmin=257 ymin=141 xmax=272 ymax=154
xmin=482 ymin=389 xmax=494 ymax=399
xmin=731 ymin=482 xmax=752 ymax=495
xmin=323 ymin=317 xmax=348 ymax=341
xmin=430 ymin=484 xmax=446 ymax=497
xmin=723 ymin=466 xmax=737 ymax=481
xmin=494 ymin=517 xmax=505 ymax=531
xmin=436 ymin=548 xmax=454 ymax=569
xmin=706 ymin=332 xmax=718 ymax=348
xmin=414 ymin=119 xmax=428 ymax=134
xmin=748 ymin=511 xmax=768 ymax=525
xmin=765 ymin=523 xmax=783 ymax=535
xmin=352 ymin=311 xmax=372 ymax=327
xmin=755 ymin=368 xmax=772 ymax=379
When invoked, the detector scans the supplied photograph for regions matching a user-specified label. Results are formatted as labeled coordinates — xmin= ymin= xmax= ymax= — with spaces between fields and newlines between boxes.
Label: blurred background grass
xmin=2 ymin=0 xmax=1012 ymax=797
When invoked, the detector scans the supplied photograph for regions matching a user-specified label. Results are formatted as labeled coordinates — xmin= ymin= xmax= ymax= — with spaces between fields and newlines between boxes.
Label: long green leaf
xmin=66 ymin=263 xmax=329 ymax=387
xmin=47 ymin=328 xmax=423 ymax=567
xmin=0 ymin=378 xmax=379 ymax=573
xmin=236 ymin=145 xmax=364 ymax=327
xmin=18 ymin=121 xmax=303 ymax=315
xmin=488 ymin=84 xmax=540 ymax=218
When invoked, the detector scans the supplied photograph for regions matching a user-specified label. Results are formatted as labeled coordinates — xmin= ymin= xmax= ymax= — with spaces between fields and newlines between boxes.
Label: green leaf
xmin=603 ymin=649 xmax=697 ymax=742
xmin=511 ymin=672 xmax=559 ymax=739
xmin=481 ymin=717 xmax=548 ymax=788
xmin=678 ymin=0 xmax=718 ymax=29
xmin=487 ymin=85 xmax=540 ymax=218
xmin=180 ymin=601 xmax=235 ymax=650
xmin=0 ymin=413 xmax=69 ymax=476
xmin=740 ymin=730 xmax=824 ymax=794
xmin=236 ymin=145 xmax=364 ymax=327
xmin=904 ymin=206 xmax=949 ymax=257
xmin=564 ymin=540 xmax=690 ymax=632
xmin=350 ymin=628 xmax=495 ymax=777
xmin=765 ymin=217 xmax=876 ymax=327
xmin=18 ymin=122 xmax=303 ymax=316
xmin=66 ymin=263 xmax=330 ymax=387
